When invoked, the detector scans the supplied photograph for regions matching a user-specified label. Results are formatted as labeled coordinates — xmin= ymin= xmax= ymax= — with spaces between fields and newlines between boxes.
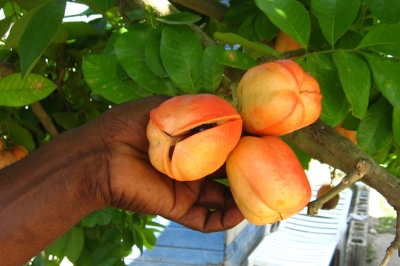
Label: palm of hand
xmin=97 ymin=95 xmax=244 ymax=232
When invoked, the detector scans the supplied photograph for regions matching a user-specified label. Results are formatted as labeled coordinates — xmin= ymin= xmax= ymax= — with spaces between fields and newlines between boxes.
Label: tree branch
xmin=29 ymin=102 xmax=59 ymax=138
xmin=301 ymin=120 xmax=400 ymax=209
xmin=281 ymin=130 xmax=349 ymax=172
xmin=380 ymin=210 xmax=400 ymax=266
xmin=168 ymin=0 xmax=228 ymax=22
xmin=0 ymin=60 xmax=14 ymax=77
xmin=308 ymin=159 xmax=371 ymax=216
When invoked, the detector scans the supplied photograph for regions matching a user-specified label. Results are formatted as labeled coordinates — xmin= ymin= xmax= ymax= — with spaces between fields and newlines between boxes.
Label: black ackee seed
xmin=190 ymin=123 xmax=218 ymax=134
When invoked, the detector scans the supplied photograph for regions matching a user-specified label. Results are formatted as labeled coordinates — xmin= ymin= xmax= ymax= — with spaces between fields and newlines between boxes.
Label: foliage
xmin=0 ymin=0 xmax=400 ymax=264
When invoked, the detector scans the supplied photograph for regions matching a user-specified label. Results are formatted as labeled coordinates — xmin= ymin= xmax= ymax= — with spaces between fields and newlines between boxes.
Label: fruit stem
xmin=307 ymin=159 xmax=371 ymax=216
xmin=379 ymin=208 xmax=400 ymax=266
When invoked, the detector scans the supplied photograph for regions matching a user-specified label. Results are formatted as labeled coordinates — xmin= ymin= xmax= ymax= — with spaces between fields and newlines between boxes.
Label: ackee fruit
xmin=147 ymin=94 xmax=242 ymax=181
xmin=275 ymin=31 xmax=302 ymax=53
xmin=10 ymin=145 xmax=29 ymax=161
xmin=0 ymin=151 xmax=16 ymax=169
xmin=316 ymin=185 xmax=340 ymax=210
xmin=236 ymin=60 xmax=322 ymax=136
xmin=335 ymin=122 xmax=357 ymax=145
xmin=226 ymin=135 xmax=311 ymax=225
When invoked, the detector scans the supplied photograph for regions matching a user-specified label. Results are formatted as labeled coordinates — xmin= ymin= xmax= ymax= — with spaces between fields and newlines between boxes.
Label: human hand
xmin=94 ymin=95 xmax=244 ymax=232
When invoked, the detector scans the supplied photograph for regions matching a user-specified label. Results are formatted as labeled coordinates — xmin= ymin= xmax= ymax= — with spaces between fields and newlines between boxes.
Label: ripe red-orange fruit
xmin=335 ymin=123 xmax=357 ymax=144
xmin=0 ymin=140 xmax=4 ymax=151
xmin=147 ymin=94 xmax=242 ymax=181
xmin=275 ymin=31 xmax=302 ymax=53
xmin=0 ymin=151 xmax=16 ymax=169
xmin=226 ymin=135 xmax=311 ymax=225
xmin=236 ymin=60 xmax=322 ymax=136
xmin=316 ymin=185 xmax=340 ymax=210
xmin=10 ymin=145 xmax=29 ymax=161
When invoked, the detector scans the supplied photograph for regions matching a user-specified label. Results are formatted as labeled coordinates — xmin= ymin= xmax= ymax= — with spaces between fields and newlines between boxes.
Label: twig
xmin=0 ymin=60 xmax=14 ymax=77
xmin=29 ymin=102 xmax=59 ymax=138
xmin=380 ymin=209 xmax=400 ymax=266
xmin=169 ymin=0 xmax=228 ymax=22
xmin=308 ymin=159 xmax=371 ymax=216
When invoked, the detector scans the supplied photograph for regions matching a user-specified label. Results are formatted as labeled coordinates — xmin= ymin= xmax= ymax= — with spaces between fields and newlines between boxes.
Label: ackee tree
xmin=0 ymin=0 xmax=400 ymax=265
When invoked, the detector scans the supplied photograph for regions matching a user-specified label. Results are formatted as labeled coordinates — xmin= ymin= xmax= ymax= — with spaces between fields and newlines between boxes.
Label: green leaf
xmin=336 ymin=30 xmax=363 ymax=50
xmin=52 ymin=112 xmax=80 ymax=131
xmin=357 ymin=24 xmax=400 ymax=58
xmin=254 ymin=11 xmax=279 ymax=41
xmin=88 ymin=0 xmax=117 ymax=12
xmin=142 ymin=228 xmax=157 ymax=248
xmin=98 ymin=258 xmax=122 ymax=266
xmin=0 ymin=73 xmax=57 ymax=107
xmin=101 ymin=228 xmax=120 ymax=243
xmin=122 ymin=228 xmax=134 ymax=251
xmin=357 ymin=97 xmax=393 ymax=155
xmin=155 ymin=12 xmax=202 ymax=25
xmin=145 ymin=26 xmax=168 ymax=77
xmin=45 ymin=232 xmax=68 ymax=255
xmin=393 ymin=107 xmax=400 ymax=145
xmin=200 ymin=45 xmax=225 ymax=91
xmin=366 ymin=0 xmax=400 ymax=24
xmin=224 ymin=1 xmax=258 ymax=25
xmin=287 ymin=143 xmax=312 ymax=170
xmin=64 ymin=226 xmax=85 ymax=263
xmin=91 ymin=242 xmax=120 ymax=265
xmin=332 ymin=50 xmax=370 ymax=119
xmin=19 ymin=1 xmax=66 ymax=79
xmin=310 ymin=0 xmax=360 ymax=46
xmin=160 ymin=25 xmax=203 ymax=94
xmin=255 ymin=0 xmax=311 ymax=48
xmin=307 ymin=53 xmax=345 ymax=118
xmin=82 ymin=54 xmax=150 ymax=104
xmin=132 ymin=228 xmax=144 ymax=254
xmin=62 ymin=22 xmax=101 ymax=40
xmin=238 ymin=13 xmax=258 ymax=41
xmin=4 ymin=3 xmax=43 ymax=49
xmin=0 ymin=16 xmax=12 ymax=38
xmin=115 ymin=28 xmax=176 ymax=95
xmin=214 ymin=32 xmax=281 ymax=58
xmin=7 ymin=121 xmax=36 ymax=152
xmin=82 ymin=208 xmax=112 ymax=227
xmin=320 ymin=98 xmax=350 ymax=127
xmin=363 ymin=53 xmax=400 ymax=111
xmin=217 ymin=50 xmax=257 ymax=70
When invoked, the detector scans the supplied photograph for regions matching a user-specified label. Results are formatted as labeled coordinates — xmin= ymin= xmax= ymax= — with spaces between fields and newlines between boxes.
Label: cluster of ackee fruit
xmin=0 ymin=139 xmax=29 ymax=170
xmin=146 ymin=59 xmax=322 ymax=225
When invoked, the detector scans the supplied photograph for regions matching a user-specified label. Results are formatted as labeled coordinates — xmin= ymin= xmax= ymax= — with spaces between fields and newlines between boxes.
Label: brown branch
xmin=168 ymin=0 xmax=228 ymax=22
xmin=281 ymin=130 xmax=349 ymax=172
xmin=301 ymin=120 xmax=400 ymax=209
xmin=29 ymin=102 xmax=59 ymax=138
xmin=0 ymin=60 xmax=14 ymax=77
xmin=308 ymin=159 xmax=371 ymax=216
xmin=379 ymin=210 xmax=400 ymax=266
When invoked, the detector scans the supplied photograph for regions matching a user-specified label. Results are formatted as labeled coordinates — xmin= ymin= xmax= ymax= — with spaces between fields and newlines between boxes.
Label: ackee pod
xmin=226 ymin=136 xmax=311 ymax=225
xmin=147 ymin=94 xmax=242 ymax=181
xmin=236 ymin=60 xmax=322 ymax=136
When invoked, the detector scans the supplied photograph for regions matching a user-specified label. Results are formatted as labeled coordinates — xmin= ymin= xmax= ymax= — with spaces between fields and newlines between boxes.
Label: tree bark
xmin=169 ymin=0 xmax=228 ymax=21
